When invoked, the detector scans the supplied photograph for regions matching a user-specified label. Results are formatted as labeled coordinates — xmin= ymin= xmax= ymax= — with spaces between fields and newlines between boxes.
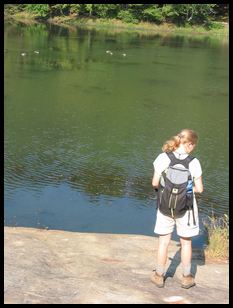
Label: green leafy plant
xmin=117 ymin=10 xmax=139 ymax=24
xmin=25 ymin=4 xmax=50 ymax=18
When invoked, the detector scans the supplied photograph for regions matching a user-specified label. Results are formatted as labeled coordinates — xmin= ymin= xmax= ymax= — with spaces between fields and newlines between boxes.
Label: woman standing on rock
xmin=151 ymin=128 xmax=204 ymax=289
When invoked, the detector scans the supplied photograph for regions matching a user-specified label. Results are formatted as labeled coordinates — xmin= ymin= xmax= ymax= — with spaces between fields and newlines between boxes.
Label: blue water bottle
xmin=186 ymin=180 xmax=193 ymax=208
xmin=186 ymin=180 xmax=193 ymax=194
xmin=186 ymin=179 xmax=195 ymax=225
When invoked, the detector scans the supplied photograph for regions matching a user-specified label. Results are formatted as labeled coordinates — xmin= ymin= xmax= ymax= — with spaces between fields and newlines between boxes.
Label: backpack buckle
xmin=172 ymin=188 xmax=178 ymax=194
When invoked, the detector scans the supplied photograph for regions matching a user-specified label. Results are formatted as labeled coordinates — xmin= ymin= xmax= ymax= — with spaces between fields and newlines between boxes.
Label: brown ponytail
xmin=162 ymin=129 xmax=198 ymax=153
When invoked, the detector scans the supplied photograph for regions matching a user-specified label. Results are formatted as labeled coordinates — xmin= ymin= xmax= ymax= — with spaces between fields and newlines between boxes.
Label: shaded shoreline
xmin=4 ymin=13 xmax=229 ymax=37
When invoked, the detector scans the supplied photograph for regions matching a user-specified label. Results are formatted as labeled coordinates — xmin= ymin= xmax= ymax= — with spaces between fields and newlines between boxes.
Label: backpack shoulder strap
xmin=166 ymin=152 xmax=176 ymax=164
xmin=166 ymin=152 xmax=182 ymax=166
xmin=184 ymin=156 xmax=195 ymax=180
xmin=183 ymin=155 xmax=195 ymax=169
xmin=166 ymin=152 xmax=195 ymax=169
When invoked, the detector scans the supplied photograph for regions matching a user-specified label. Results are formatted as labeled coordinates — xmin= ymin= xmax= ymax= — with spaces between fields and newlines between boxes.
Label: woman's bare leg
xmin=180 ymin=236 xmax=192 ymax=276
xmin=156 ymin=233 xmax=172 ymax=275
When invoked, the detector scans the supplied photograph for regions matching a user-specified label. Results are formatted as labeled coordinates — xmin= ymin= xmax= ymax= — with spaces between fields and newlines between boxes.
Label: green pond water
xmin=4 ymin=21 xmax=229 ymax=246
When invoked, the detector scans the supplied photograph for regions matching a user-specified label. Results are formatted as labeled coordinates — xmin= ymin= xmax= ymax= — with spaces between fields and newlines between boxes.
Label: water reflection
xmin=5 ymin=161 xmax=153 ymax=201
xmin=5 ymin=158 xmax=225 ymax=217
xmin=4 ymin=20 xmax=228 ymax=75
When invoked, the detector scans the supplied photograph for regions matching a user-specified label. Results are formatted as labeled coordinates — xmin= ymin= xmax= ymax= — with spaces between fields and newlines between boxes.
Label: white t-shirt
xmin=153 ymin=152 xmax=202 ymax=182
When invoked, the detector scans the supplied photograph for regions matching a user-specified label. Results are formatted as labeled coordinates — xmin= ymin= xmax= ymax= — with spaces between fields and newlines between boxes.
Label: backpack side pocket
xmin=157 ymin=186 xmax=164 ymax=209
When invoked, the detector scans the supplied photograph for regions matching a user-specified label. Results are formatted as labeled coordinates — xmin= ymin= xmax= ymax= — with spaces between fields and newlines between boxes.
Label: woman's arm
xmin=152 ymin=172 xmax=160 ymax=188
xmin=193 ymin=176 xmax=204 ymax=193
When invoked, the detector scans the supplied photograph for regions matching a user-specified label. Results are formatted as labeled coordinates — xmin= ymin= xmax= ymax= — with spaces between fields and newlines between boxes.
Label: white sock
xmin=182 ymin=264 xmax=191 ymax=276
xmin=156 ymin=265 xmax=165 ymax=276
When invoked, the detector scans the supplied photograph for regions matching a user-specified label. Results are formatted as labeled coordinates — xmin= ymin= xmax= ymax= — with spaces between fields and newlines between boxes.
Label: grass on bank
xmin=64 ymin=17 xmax=228 ymax=36
xmin=203 ymin=214 xmax=229 ymax=262
xmin=5 ymin=11 xmax=229 ymax=37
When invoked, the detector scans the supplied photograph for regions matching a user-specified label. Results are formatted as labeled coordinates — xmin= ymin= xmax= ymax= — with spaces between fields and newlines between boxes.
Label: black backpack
xmin=157 ymin=152 xmax=196 ymax=225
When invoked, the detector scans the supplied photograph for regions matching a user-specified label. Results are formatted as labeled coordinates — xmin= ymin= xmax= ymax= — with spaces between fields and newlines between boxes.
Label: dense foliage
xmin=5 ymin=4 xmax=228 ymax=27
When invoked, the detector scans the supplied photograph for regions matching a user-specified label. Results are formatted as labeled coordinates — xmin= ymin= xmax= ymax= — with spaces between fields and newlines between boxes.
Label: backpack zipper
xmin=168 ymin=194 xmax=174 ymax=218
xmin=168 ymin=194 xmax=172 ymax=209
xmin=169 ymin=193 xmax=178 ymax=218
xmin=173 ymin=194 xmax=178 ymax=218
xmin=174 ymin=195 xmax=178 ymax=210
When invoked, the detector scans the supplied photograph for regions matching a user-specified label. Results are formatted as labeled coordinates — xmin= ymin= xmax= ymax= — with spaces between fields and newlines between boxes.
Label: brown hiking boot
xmin=181 ymin=274 xmax=195 ymax=289
xmin=151 ymin=271 xmax=165 ymax=288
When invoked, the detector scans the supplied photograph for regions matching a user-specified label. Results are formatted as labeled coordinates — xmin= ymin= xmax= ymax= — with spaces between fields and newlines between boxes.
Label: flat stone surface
xmin=4 ymin=227 xmax=229 ymax=304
